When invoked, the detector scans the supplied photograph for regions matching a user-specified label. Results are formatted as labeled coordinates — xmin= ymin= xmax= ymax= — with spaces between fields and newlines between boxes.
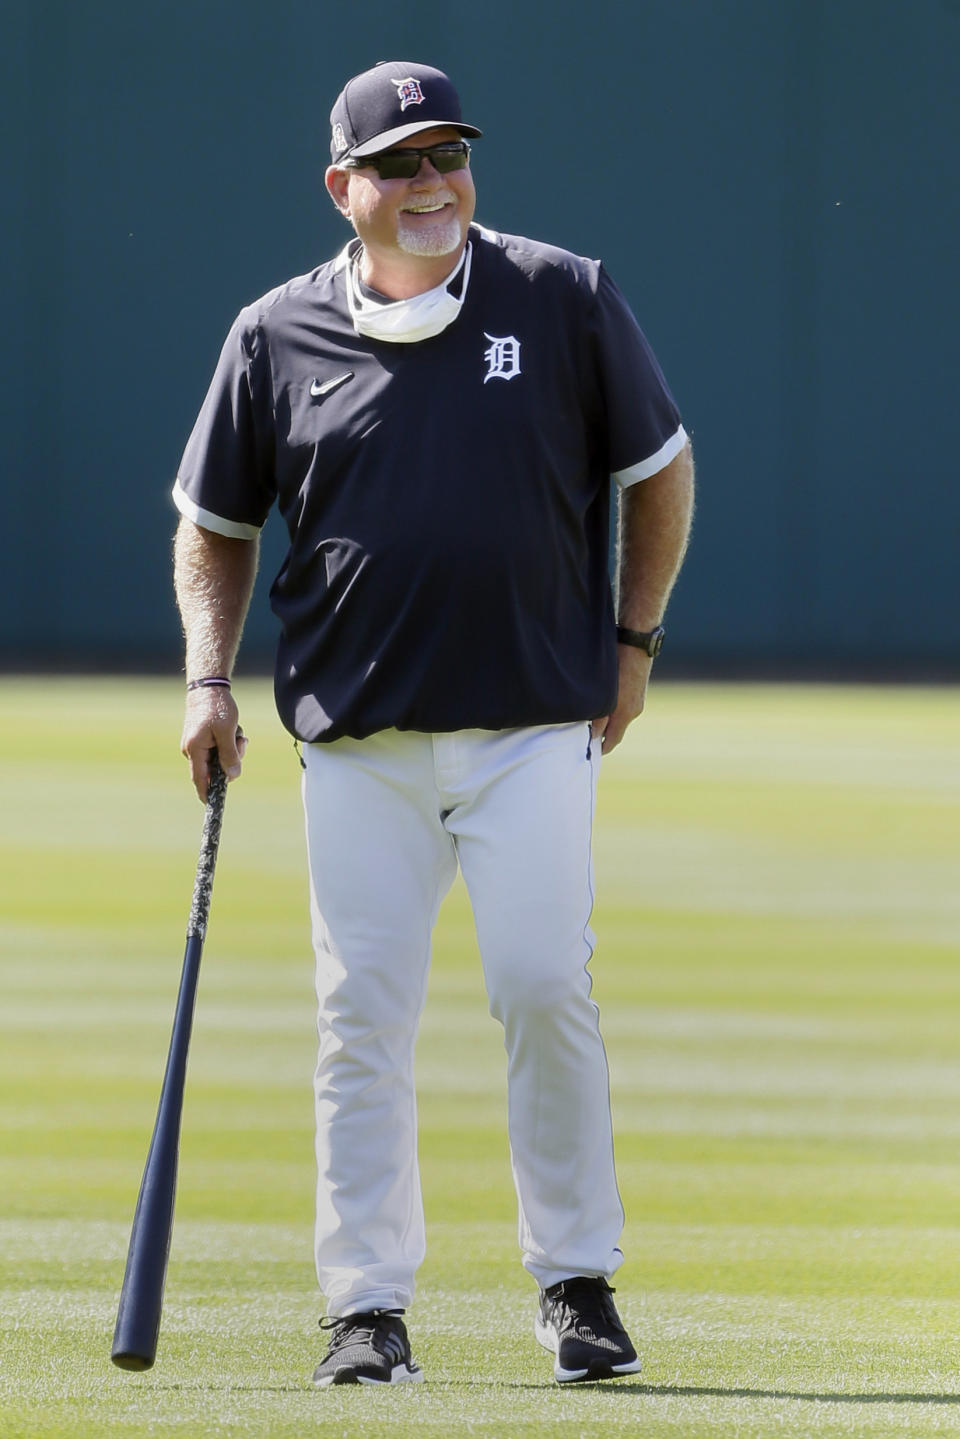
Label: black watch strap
xmin=616 ymin=624 xmax=665 ymax=657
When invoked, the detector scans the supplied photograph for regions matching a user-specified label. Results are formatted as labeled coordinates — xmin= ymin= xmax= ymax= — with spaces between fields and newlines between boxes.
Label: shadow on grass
xmin=130 ymin=1385 xmax=310 ymax=1394
xmin=143 ymin=1380 xmax=960 ymax=1406
xmin=503 ymin=1383 xmax=960 ymax=1405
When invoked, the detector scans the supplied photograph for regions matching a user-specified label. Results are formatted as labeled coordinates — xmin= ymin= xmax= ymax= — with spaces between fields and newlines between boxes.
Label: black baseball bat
xmin=111 ymin=756 xmax=228 ymax=1371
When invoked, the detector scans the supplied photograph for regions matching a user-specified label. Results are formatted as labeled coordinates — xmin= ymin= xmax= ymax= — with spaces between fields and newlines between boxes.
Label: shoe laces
xmin=546 ymin=1278 xmax=620 ymax=1335
xmin=319 ymin=1309 xmax=403 ymax=1354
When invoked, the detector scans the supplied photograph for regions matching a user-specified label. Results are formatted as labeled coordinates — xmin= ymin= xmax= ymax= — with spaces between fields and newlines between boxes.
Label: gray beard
xmin=396 ymin=213 xmax=463 ymax=257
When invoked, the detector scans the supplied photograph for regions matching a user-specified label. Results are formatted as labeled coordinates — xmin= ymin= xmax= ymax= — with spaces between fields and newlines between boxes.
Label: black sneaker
xmin=312 ymin=1309 xmax=424 ymax=1387
xmin=535 ymin=1277 xmax=641 ymax=1383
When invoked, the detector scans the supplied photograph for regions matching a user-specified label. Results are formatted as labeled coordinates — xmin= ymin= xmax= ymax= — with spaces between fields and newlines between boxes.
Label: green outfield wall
xmin=4 ymin=0 xmax=957 ymax=676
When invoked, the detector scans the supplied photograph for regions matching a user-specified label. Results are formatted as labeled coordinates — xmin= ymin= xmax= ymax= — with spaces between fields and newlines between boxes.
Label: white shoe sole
xmin=535 ymin=1317 xmax=642 ymax=1383
xmin=314 ymin=1362 xmax=425 ymax=1387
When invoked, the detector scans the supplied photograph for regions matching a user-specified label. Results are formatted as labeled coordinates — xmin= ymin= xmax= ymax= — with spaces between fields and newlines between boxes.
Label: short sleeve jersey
xmin=174 ymin=225 xmax=685 ymax=743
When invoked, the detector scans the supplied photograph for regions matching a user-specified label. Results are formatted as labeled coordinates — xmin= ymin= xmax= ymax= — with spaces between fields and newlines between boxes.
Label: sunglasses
xmin=345 ymin=141 xmax=471 ymax=181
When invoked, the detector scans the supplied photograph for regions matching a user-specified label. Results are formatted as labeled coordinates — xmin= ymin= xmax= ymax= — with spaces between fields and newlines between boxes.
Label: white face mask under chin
xmin=345 ymin=243 xmax=471 ymax=344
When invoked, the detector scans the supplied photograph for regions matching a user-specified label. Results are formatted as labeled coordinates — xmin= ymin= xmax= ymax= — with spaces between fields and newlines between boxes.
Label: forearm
xmin=616 ymin=442 xmax=695 ymax=628
xmin=594 ymin=443 xmax=694 ymax=755
xmin=173 ymin=518 xmax=259 ymax=799
xmin=173 ymin=518 xmax=259 ymax=679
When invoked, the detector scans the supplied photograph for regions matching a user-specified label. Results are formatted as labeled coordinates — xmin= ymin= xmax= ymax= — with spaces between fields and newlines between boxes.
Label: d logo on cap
xmin=393 ymin=77 xmax=425 ymax=111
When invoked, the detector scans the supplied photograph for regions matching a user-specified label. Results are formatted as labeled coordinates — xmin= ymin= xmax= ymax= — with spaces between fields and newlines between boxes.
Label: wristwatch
xmin=615 ymin=624 xmax=666 ymax=658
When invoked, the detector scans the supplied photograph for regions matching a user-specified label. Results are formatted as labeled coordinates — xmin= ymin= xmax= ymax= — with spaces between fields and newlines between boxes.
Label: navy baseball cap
xmin=330 ymin=61 xmax=482 ymax=163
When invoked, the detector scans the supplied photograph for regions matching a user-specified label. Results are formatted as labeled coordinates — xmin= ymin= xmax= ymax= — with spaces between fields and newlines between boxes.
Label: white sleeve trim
xmin=172 ymin=479 xmax=262 ymax=539
xmin=612 ymin=424 xmax=688 ymax=488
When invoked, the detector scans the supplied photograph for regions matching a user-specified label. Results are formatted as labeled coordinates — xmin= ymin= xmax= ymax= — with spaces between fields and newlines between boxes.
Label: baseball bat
xmin=111 ymin=756 xmax=228 ymax=1371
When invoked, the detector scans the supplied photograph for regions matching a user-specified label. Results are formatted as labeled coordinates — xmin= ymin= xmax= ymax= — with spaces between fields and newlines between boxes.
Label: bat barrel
xmin=112 ymin=759 xmax=228 ymax=1372
xmin=111 ymin=934 xmax=204 ymax=1368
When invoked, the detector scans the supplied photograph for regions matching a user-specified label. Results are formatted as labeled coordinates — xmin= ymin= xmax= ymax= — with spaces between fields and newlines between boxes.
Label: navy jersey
xmin=173 ymin=225 xmax=686 ymax=742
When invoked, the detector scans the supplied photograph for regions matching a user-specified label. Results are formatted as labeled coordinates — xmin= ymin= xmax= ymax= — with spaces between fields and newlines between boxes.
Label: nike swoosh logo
xmin=310 ymin=371 xmax=354 ymax=398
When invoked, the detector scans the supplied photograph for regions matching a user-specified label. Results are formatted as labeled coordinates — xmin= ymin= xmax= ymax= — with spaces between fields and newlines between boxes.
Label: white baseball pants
xmin=301 ymin=722 xmax=625 ymax=1316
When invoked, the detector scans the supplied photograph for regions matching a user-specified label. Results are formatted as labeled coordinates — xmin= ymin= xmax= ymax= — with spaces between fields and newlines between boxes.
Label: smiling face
xmin=325 ymin=125 xmax=476 ymax=297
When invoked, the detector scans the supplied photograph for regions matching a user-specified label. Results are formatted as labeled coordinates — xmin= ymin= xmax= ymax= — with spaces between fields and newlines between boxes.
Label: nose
xmin=411 ymin=155 xmax=444 ymax=182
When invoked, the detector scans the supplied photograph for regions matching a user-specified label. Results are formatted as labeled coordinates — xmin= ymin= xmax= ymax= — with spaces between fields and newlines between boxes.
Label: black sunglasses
xmin=345 ymin=141 xmax=471 ymax=181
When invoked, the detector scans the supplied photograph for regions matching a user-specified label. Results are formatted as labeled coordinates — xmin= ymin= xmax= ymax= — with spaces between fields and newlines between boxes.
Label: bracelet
xmin=186 ymin=676 xmax=232 ymax=692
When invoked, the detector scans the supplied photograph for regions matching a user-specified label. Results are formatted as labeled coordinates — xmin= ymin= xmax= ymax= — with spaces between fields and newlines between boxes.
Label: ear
xmin=325 ymin=166 xmax=352 ymax=218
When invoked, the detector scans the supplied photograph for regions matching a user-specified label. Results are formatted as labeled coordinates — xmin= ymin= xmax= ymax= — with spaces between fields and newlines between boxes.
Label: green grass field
xmin=1 ymin=677 xmax=959 ymax=1438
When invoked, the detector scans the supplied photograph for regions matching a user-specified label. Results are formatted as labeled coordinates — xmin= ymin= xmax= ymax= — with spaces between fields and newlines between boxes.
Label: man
xmin=173 ymin=60 xmax=693 ymax=1387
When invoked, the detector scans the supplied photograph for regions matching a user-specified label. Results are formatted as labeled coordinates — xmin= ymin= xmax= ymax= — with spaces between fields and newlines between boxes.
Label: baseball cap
xmin=329 ymin=61 xmax=482 ymax=163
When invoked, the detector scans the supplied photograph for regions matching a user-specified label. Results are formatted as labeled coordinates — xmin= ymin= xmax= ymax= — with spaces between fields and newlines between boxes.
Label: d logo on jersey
xmin=483 ymin=334 xmax=522 ymax=384
xmin=392 ymin=77 xmax=425 ymax=111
